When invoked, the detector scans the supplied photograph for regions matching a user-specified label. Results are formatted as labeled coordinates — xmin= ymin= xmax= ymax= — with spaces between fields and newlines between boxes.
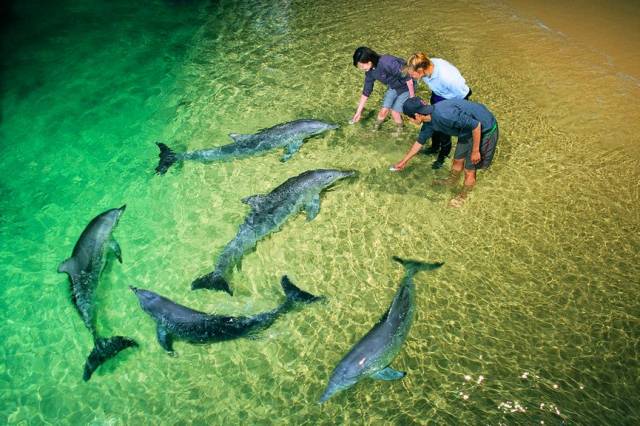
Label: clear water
xmin=1 ymin=0 xmax=639 ymax=424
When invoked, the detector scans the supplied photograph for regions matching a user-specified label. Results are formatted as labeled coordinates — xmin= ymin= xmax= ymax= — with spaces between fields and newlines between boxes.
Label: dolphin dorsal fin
xmin=241 ymin=194 xmax=267 ymax=210
xmin=57 ymin=257 xmax=77 ymax=275
xmin=228 ymin=133 xmax=252 ymax=142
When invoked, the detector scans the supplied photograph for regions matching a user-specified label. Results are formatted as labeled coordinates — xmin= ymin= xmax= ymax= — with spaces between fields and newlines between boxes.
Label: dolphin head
xmin=311 ymin=169 xmax=358 ymax=190
xmin=129 ymin=286 xmax=161 ymax=312
xmin=319 ymin=374 xmax=358 ymax=403
xmin=298 ymin=119 xmax=339 ymax=136
xmin=102 ymin=204 xmax=127 ymax=228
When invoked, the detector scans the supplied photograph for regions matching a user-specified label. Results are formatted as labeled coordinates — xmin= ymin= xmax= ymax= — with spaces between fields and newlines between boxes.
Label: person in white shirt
xmin=405 ymin=52 xmax=472 ymax=169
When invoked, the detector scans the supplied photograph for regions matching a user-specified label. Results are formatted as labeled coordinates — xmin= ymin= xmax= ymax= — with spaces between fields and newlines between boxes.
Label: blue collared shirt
xmin=362 ymin=55 xmax=412 ymax=97
xmin=417 ymin=99 xmax=496 ymax=145
xmin=422 ymin=58 xmax=469 ymax=100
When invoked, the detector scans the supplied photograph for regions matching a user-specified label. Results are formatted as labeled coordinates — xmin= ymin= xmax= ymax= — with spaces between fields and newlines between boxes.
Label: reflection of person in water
xmin=393 ymin=96 xmax=499 ymax=208
xmin=350 ymin=46 xmax=415 ymax=132
xmin=405 ymin=52 xmax=472 ymax=170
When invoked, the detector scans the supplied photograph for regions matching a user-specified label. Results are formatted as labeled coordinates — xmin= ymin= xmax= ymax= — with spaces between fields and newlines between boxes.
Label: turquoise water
xmin=1 ymin=0 xmax=639 ymax=424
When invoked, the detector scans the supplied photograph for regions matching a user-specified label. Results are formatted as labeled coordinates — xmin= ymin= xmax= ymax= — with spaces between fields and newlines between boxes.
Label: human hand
xmin=390 ymin=162 xmax=406 ymax=172
xmin=471 ymin=150 xmax=481 ymax=164
xmin=350 ymin=112 xmax=361 ymax=124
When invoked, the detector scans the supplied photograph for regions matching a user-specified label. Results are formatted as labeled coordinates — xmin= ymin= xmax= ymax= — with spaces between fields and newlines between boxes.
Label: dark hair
xmin=353 ymin=46 xmax=380 ymax=67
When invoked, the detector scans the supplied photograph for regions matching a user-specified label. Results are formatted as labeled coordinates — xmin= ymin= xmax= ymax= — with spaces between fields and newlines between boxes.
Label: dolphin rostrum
xmin=155 ymin=119 xmax=338 ymax=174
xmin=131 ymin=276 xmax=323 ymax=355
xmin=191 ymin=169 xmax=356 ymax=295
xmin=57 ymin=206 xmax=138 ymax=381
xmin=319 ymin=256 xmax=443 ymax=403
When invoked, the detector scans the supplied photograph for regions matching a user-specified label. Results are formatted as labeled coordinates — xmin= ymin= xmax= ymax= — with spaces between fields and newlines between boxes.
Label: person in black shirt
xmin=350 ymin=47 xmax=415 ymax=132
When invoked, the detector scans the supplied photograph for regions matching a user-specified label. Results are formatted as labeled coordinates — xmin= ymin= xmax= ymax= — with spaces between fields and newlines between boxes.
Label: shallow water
xmin=1 ymin=0 xmax=639 ymax=424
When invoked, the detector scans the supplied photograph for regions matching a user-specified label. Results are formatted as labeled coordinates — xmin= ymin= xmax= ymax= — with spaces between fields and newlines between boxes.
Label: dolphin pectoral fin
xmin=157 ymin=325 xmax=175 ymax=355
xmin=371 ymin=367 xmax=406 ymax=381
xmin=109 ymin=238 xmax=123 ymax=263
xmin=304 ymin=194 xmax=321 ymax=221
xmin=281 ymin=139 xmax=304 ymax=162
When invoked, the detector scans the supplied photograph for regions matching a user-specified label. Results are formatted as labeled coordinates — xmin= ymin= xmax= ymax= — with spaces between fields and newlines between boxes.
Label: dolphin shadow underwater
xmin=155 ymin=119 xmax=338 ymax=174
xmin=319 ymin=256 xmax=443 ymax=403
xmin=57 ymin=206 xmax=138 ymax=381
xmin=130 ymin=276 xmax=324 ymax=355
xmin=191 ymin=168 xmax=357 ymax=295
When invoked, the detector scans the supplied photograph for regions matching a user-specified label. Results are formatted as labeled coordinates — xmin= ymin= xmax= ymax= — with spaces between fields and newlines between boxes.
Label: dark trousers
xmin=429 ymin=89 xmax=472 ymax=161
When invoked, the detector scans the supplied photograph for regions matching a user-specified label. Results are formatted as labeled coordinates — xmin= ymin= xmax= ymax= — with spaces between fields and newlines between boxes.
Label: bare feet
xmin=448 ymin=185 xmax=474 ymax=208
xmin=433 ymin=170 xmax=462 ymax=187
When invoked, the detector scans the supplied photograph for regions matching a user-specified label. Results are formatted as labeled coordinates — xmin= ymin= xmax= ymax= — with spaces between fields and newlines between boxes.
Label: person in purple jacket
xmin=350 ymin=46 xmax=415 ymax=132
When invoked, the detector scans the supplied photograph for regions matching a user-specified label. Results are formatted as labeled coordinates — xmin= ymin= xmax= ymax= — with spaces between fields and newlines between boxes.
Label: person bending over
xmin=393 ymin=96 xmax=499 ymax=207
xmin=405 ymin=52 xmax=471 ymax=169
xmin=351 ymin=46 xmax=415 ymax=132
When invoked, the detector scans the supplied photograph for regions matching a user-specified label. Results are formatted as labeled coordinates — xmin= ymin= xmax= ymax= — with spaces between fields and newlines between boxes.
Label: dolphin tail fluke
xmin=392 ymin=256 xmax=444 ymax=276
xmin=281 ymin=275 xmax=324 ymax=306
xmin=155 ymin=142 xmax=178 ymax=175
xmin=191 ymin=272 xmax=233 ymax=295
xmin=83 ymin=336 xmax=138 ymax=381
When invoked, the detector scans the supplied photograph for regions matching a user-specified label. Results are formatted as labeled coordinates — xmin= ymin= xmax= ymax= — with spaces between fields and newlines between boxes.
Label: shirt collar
xmin=429 ymin=61 xmax=439 ymax=79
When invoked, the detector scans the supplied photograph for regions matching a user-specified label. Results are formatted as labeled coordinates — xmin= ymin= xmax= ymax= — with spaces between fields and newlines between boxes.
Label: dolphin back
xmin=83 ymin=336 xmax=138 ymax=381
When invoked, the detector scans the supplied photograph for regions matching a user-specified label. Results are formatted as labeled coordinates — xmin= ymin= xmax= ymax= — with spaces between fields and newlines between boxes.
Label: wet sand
xmin=503 ymin=0 xmax=640 ymax=80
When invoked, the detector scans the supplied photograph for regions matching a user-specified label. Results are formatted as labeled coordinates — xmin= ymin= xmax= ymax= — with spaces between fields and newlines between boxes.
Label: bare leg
xmin=463 ymin=169 xmax=476 ymax=187
xmin=449 ymin=169 xmax=477 ymax=208
xmin=374 ymin=108 xmax=390 ymax=130
xmin=377 ymin=108 xmax=390 ymax=121
xmin=390 ymin=110 xmax=403 ymax=125
xmin=433 ymin=159 xmax=464 ymax=186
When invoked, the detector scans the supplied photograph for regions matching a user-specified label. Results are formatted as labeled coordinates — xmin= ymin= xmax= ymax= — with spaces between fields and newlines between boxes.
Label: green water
xmin=1 ymin=0 xmax=639 ymax=424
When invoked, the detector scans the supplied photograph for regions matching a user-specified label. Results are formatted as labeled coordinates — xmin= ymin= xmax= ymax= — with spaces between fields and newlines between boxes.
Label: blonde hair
xmin=404 ymin=52 xmax=432 ymax=73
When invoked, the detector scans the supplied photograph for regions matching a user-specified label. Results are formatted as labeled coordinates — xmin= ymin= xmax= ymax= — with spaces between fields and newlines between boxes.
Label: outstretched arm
xmin=393 ymin=141 xmax=423 ymax=171
xmin=352 ymin=94 xmax=369 ymax=123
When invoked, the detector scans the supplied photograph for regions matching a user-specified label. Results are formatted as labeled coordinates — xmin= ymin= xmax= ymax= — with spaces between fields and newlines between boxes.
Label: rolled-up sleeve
xmin=362 ymin=72 xmax=375 ymax=97
xmin=456 ymin=113 xmax=479 ymax=133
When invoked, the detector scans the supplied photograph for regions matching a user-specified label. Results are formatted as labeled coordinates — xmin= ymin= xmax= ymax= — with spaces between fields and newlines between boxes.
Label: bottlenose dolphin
xmin=155 ymin=119 xmax=338 ymax=174
xmin=192 ymin=169 xmax=356 ymax=295
xmin=131 ymin=276 xmax=323 ymax=355
xmin=319 ymin=256 xmax=443 ymax=403
xmin=57 ymin=206 xmax=137 ymax=381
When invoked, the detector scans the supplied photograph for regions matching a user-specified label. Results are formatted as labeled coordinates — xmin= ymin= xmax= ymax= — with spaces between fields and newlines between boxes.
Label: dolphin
xmin=191 ymin=168 xmax=357 ymax=295
xmin=155 ymin=119 xmax=339 ymax=174
xmin=57 ymin=206 xmax=138 ymax=381
xmin=319 ymin=256 xmax=444 ymax=403
xmin=130 ymin=276 xmax=323 ymax=355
